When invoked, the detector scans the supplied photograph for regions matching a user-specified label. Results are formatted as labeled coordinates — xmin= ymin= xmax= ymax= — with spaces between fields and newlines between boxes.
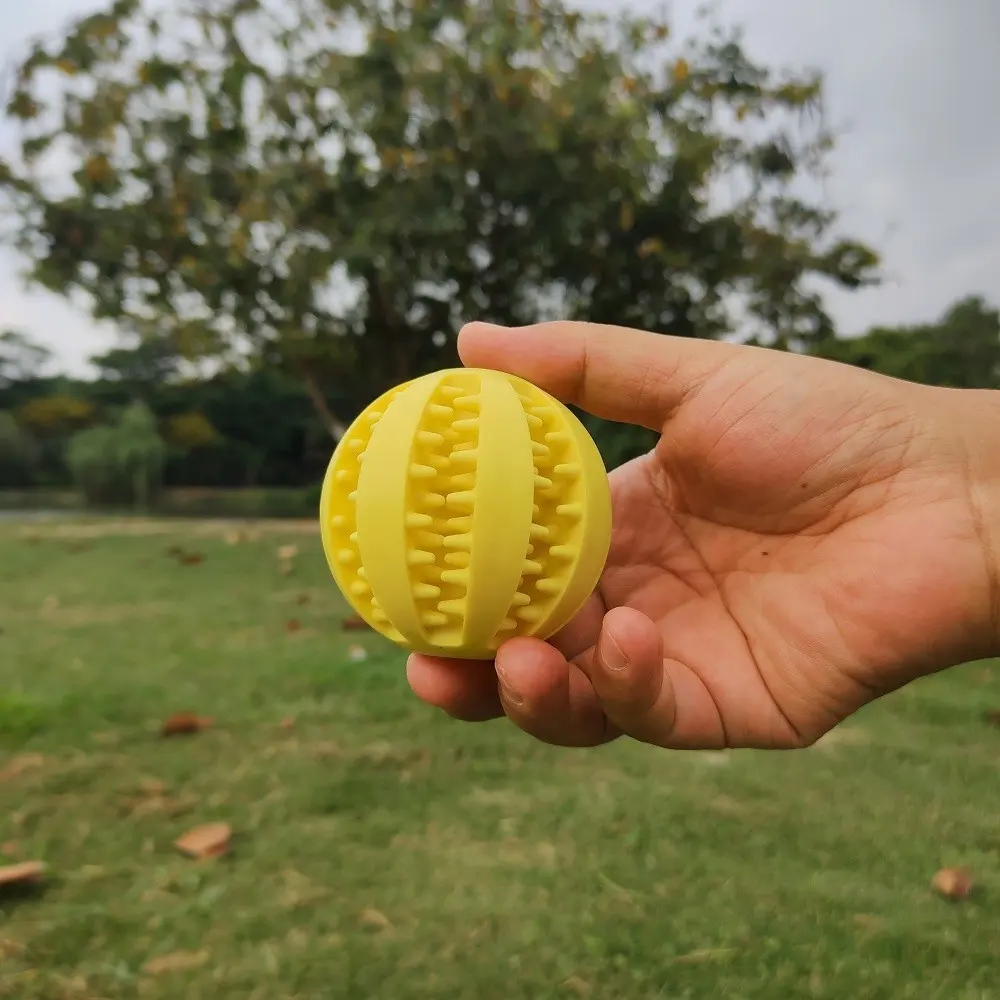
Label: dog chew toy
xmin=319 ymin=368 xmax=612 ymax=660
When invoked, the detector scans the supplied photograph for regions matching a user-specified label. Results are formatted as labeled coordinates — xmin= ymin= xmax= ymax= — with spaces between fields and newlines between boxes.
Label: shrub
xmin=66 ymin=402 xmax=167 ymax=508
xmin=0 ymin=411 xmax=39 ymax=487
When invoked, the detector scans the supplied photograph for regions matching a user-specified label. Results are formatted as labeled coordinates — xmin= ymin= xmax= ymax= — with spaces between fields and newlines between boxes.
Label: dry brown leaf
xmin=179 ymin=552 xmax=205 ymax=566
xmin=124 ymin=791 xmax=197 ymax=819
xmin=358 ymin=906 xmax=392 ymax=931
xmin=983 ymin=709 xmax=1000 ymax=727
xmin=280 ymin=869 xmax=328 ymax=909
xmin=0 ymin=753 xmax=46 ymax=782
xmin=285 ymin=618 xmax=302 ymax=633
xmin=143 ymin=949 xmax=210 ymax=975
xmin=1 ymin=842 xmax=17 ymax=857
xmin=277 ymin=544 xmax=299 ymax=561
xmin=161 ymin=713 xmax=214 ymax=737
xmin=342 ymin=615 xmax=370 ymax=631
xmin=0 ymin=860 xmax=46 ymax=888
xmin=670 ymin=947 xmax=738 ymax=964
xmin=279 ymin=716 xmax=296 ymax=731
xmin=174 ymin=822 xmax=231 ymax=860
xmin=561 ymin=975 xmax=592 ymax=997
xmin=296 ymin=593 xmax=310 ymax=606
xmin=931 ymin=867 xmax=974 ymax=900
xmin=0 ymin=937 xmax=26 ymax=960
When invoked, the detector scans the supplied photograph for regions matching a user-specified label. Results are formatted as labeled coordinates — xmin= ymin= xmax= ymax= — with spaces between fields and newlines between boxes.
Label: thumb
xmin=581 ymin=606 xmax=729 ymax=749
xmin=457 ymin=320 xmax=736 ymax=431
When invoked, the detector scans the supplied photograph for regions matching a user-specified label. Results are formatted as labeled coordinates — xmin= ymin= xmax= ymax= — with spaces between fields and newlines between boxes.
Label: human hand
xmin=407 ymin=321 xmax=1000 ymax=749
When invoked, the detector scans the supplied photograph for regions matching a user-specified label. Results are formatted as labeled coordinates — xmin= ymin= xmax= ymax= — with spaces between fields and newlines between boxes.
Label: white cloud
xmin=2 ymin=0 xmax=998 ymax=375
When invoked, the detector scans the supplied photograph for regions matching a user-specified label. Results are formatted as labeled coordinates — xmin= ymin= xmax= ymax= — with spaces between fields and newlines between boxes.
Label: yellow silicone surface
xmin=318 ymin=368 xmax=612 ymax=660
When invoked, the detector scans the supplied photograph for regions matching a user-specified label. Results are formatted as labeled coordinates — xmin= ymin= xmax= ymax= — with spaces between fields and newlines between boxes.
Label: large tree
xmin=0 ymin=0 xmax=878 ymax=437
xmin=0 ymin=330 xmax=52 ymax=387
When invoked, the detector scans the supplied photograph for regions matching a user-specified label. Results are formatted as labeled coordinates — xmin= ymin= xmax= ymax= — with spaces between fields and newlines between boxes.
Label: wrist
xmin=950 ymin=388 xmax=1000 ymax=657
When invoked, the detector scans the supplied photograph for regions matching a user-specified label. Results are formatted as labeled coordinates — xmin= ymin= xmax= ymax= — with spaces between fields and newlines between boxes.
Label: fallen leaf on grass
xmin=1 ymin=842 xmax=17 ymax=857
xmin=347 ymin=644 xmax=368 ymax=662
xmin=143 ymin=949 xmax=210 ymax=975
xmin=277 ymin=544 xmax=299 ymax=561
xmin=161 ymin=713 xmax=214 ymax=737
xmin=279 ymin=716 xmax=296 ymax=731
xmin=342 ymin=614 xmax=370 ymax=631
xmin=285 ymin=618 xmax=302 ymax=633
xmin=0 ymin=860 xmax=46 ymax=889
xmin=123 ymin=790 xmax=197 ymax=820
xmin=178 ymin=552 xmax=205 ymax=566
xmin=0 ymin=754 xmax=46 ymax=782
xmin=670 ymin=947 xmax=739 ymax=964
xmin=224 ymin=530 xmax=244 ymax=545
xmin=0 ymin=938 xmax=26 ymax=960
xmin=358 ymin=907 xmax=393 ymax=931
xmin=983 ymin=709 xmax=1000 ymax=727
xmin=280 ymin=869 xmax=328 ymax=910
xmin=174 ymin=822 xmax=231 ymax=860
xmin=296 ymin=593 xmax=310 ymax=606
xmin=931 ymin=867 xmax=974 ymax=900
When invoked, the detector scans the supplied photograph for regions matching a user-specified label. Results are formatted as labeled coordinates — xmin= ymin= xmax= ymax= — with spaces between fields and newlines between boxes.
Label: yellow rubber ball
xmin=319 ymin=368 xmax=613 ymax=660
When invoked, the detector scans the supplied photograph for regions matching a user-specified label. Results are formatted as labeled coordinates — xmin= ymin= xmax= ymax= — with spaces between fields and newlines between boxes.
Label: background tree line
xmin=0 ymin=0 xmax=997 ymax=510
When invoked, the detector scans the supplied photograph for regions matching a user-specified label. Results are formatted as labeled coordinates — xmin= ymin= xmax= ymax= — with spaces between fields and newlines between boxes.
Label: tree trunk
xmin=301 ymin=369 xmax=347 ymax=442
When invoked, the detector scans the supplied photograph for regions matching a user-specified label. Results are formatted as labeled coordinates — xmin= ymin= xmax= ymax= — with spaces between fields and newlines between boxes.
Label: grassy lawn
xmin=1 ymin=518 xmax=998 ymax=999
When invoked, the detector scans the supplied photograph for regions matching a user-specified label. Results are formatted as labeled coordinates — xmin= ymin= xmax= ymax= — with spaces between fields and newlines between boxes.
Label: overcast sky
xmin=2 ymin=0 xmax=998 ymax=376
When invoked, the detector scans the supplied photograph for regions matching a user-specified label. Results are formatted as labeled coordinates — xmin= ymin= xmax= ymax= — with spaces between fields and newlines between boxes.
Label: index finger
xmin=457 ymin=320 xmax=736 ymax=431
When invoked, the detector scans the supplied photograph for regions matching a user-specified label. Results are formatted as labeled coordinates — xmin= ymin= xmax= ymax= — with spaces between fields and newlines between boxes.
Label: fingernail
xmin=599 ymin=631 xmax=628 ymax=672
xmin=498 ymin=678 xmax=523 ymax=707
xmin=494 ymin=658 xmax=522 ymax=706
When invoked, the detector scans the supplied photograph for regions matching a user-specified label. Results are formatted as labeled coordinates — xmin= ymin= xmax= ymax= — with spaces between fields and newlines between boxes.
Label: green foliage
xmin=0 ymin=411 xmax=40 ymax=487
xmin=91 ymin=337 xmax=182 ymax=391
xmin=162 ymin=410 xmax=223 ymax=450
xmin=0 ymin=0 xmax=879 ymax=436
xmin=0 ymin=329 xmax=51 ymax=386
xmin=816 ymin=296 xmax=1000 ymax=388
xmin=15 ymin=393 xmax=96 ymax=437
xmin=66 ymin=401 xmax=167 ymax=508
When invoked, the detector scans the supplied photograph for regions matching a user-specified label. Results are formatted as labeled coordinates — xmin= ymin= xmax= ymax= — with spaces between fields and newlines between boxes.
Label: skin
xmin=407 ymin=321 xmax=1000 ymax=750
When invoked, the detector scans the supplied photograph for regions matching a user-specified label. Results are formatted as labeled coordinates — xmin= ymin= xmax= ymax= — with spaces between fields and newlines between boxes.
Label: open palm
xmin=407 ymin=321 xmax=999 ymax=749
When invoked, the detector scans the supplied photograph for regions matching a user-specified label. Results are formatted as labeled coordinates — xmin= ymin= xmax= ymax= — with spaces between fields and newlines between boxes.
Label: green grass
xmin=1 ymin=519 xmax=998 ymax=999
xmin=0 ymin=485 xmax=319 ymax=519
